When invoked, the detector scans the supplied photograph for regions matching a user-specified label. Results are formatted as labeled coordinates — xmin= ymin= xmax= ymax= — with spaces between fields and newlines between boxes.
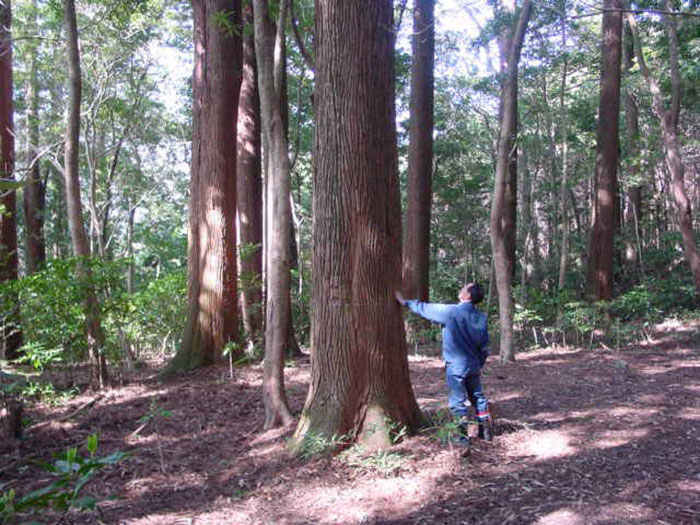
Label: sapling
xmin=136 ymin=399 xmax=171 ymax=475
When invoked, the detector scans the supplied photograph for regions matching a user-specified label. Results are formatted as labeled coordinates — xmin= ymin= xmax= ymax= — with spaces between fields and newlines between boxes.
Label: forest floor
xmin=2 ymin=317 xmax=700 ymax=525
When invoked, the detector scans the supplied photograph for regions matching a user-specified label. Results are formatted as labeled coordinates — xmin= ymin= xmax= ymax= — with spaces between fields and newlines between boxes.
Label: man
xmin=396 ymin=282 xmax=492 ymax=444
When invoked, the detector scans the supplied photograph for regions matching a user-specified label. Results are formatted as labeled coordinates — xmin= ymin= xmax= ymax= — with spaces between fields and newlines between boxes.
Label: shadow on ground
xmin=1 ymin=321 xmax=698 ymax=524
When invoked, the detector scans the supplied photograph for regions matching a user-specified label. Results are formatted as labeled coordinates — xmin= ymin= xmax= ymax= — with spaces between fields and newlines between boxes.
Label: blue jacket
xmin=406 ymin=300 xmax=490 ymax=376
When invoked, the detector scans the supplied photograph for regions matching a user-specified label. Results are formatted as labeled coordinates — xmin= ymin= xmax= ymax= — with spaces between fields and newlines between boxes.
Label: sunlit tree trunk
xmin=63 ymin=0 xmax=108 ymax=387
xmin=166 ymin=0 xmax=242 ymax=373
xmin=403 ymin=0 xmax=434 ymax=302
xmin=237 ymin=0 xmax=263 ymax=347
xmin=627 ymin=8 xmax=700 ymax=292
xmin=490 ymin=0 xmax=532 ymax=363
xmin=292 ymin=0 xmax=422 ymax=451
xmin=254 ymin=0 xmax=294 ymax=428
xmin=0 ymin=0 xmax=21 ymax=360
xmin=587 ymin=0 xmax=622 ymax=301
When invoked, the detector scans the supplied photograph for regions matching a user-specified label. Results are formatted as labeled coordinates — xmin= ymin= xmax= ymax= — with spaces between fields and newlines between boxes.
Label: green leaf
xmin=87 ymin=433 xmax=98 ymax=456
xmin=0 ymin=179 xmax=23 ymax=191
xmin=97 ymin=451 xmax=129 ymax=465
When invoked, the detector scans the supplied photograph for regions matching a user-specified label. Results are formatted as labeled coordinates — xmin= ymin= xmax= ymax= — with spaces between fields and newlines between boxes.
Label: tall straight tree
xmin=23 ymin=0 xmax=45 ymax=274
xmin=586 ymin=0 xmax=622 ymax=301
xmin=0 ymin=0 xmax=21 ymax=360
xmin=253 ymin=0 xmax=294 ymax=428
xmin=490 ymin=0 xmax=532 ymax=363
xmin=495 ymin=0 xmax=522 ymax=279
xmin=622 ymin=21 xmax=642 ymax=276
xmin=557 ymin=8 xmax=570 ymax=291
xmin=627 ymin=7 xmax=700 ymax=292
xmin=63 ymin=0 xmax=108 ymax=387
xmin=237 ymin=0 xmax=263 ymax=347
xmin=293 ymin=0 xmax=422 ymax=449
xmin=166 ymin=0 xmax=242 ymax=373
xmin=403 ymin=0 xmax=434 ymax=301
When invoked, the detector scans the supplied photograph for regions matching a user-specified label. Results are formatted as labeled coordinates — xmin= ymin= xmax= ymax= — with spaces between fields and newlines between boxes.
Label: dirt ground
xmin=2 ymin=318 xmax=700 ymax=524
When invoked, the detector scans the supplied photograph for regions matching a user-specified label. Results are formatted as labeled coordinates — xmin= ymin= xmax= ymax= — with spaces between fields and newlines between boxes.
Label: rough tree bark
xmin=292 ymin=0 xmax=423 ymax=451
xmin=166 ymin=0 xmax=242 ymax=373
xmin=23 ymin=0 xmax=45 ymax=274
xmin=627 ymin=7 xmax=700 ymax=292
xmin=253 ymin=0 xmax=294 ymax=428
xmin=63 ymin=0 xmax=108 ymax=387
xmin=0 ymin=0 xmax=21 ymax=360
xmin=586 ymin=0 xmax=622 ymax=301
xmin=237 ymin=0 xmax=263 ymax=347
xmin=403 ymin=0 xmax=434 ymax=302
xmin=490 ymin=0 xmax=532 ymax=363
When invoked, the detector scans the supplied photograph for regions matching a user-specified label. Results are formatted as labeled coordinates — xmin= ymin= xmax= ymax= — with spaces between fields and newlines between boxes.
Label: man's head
xmin=459 ymin=282 xmax=484 ymax=304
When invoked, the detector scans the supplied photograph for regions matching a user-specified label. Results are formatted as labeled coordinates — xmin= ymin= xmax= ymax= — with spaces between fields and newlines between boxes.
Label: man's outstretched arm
xmin=395 ymin=291 xmax=454 ymax=324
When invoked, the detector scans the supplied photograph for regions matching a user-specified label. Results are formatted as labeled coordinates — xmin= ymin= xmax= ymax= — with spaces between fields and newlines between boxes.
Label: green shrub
xmin=0 ymin=434 xmax=127 ymax=523
xmin=0 ymin=259 xmax=186 ymax=373
xmin=117 ymin=269 xmax=186 ymax=356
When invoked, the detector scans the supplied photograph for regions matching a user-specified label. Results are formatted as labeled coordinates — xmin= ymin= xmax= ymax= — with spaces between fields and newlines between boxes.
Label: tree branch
xmin=289 ymin=0 xmax=314 ymax=72
xmin=572 ymin=8 xmax=700 ymax=19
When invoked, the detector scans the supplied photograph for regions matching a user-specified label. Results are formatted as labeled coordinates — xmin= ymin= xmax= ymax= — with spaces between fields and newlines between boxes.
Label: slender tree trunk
xmin=586 ymin=0 xmax=622 ymax=301
xmin=165 ymin=0 xmax=242 ymax=373
xmin=0 ymin=0 xmax=21 ymax=360
xmin=237 ymin=0 xmax=263 ymax=348
xmin=23 ymin=0 xmax=45 ymax=274
xmin=403 ymin=0 xmax=434 ymax=302
xmin=519 ymin=149 xmax=532 ymax=306
xmin=253 ymin=0 xmax=294 ymax=428
xmin=557 ymin=11 xmax=570 ymax=291
xmin=490 ymin=0 xmax=532 ymax=363
xmin=622 ymin=22 xmax=641 ymax=276
xmin=292 ymin=0 xmax=423 ymax=451
xmin=63 ymin=0 xmax=108 ymax=387
xmin=627 ymin=9 xmax=700 ymax=292
xmin=126 ymin=201 xmax=135 ymax=293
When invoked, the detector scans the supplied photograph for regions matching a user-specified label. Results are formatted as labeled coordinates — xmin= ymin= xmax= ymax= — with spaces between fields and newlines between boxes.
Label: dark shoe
xmin=455 ymin=434 xmax=471 ymax=447
xmin=456 ymin=423 xmax=471 ymax=446
xmin=478 ymin=422 xmax=493 ymax=442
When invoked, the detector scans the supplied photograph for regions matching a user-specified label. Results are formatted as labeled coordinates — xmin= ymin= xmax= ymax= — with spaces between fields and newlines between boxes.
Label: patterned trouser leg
xmin=464 ymin=373 xmax=490 ymax=422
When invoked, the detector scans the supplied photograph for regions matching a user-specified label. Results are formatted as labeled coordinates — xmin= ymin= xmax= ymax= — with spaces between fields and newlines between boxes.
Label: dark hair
xmin=465 ymin=282 xmax=484 ymax=304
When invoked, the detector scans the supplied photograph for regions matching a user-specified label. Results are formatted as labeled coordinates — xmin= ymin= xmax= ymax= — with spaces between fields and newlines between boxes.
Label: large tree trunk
xmin=253 ymin=0 xmax=294 ymax=429
xmin=292 ymin=0 xmax=423 ymax=451
xmin=165 ymin=0 xmax=242 ymax=373
xmin=237 ymin=0 xmax=263 ymax=347
xmin=23 ymin=0 xmax=45 ymax=275
xmin=63 ymin=0 xmax=108 ymax=388
xmin=0 ymin=0 xmax=21 ymax=360
xmin=490 ymin=0 xmax=532 ymax=363
xmin=627 ymin=8 xmax=700 ymax=292
xmin=402 ymin=0 xmax=434 ymax=302
xmin=586 ymin=0 xmax=622 ymax=301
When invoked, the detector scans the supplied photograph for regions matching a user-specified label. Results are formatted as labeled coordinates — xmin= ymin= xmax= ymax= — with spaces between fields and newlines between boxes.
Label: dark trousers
xmin=446 ymin=367 xmax=490 ymax=422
